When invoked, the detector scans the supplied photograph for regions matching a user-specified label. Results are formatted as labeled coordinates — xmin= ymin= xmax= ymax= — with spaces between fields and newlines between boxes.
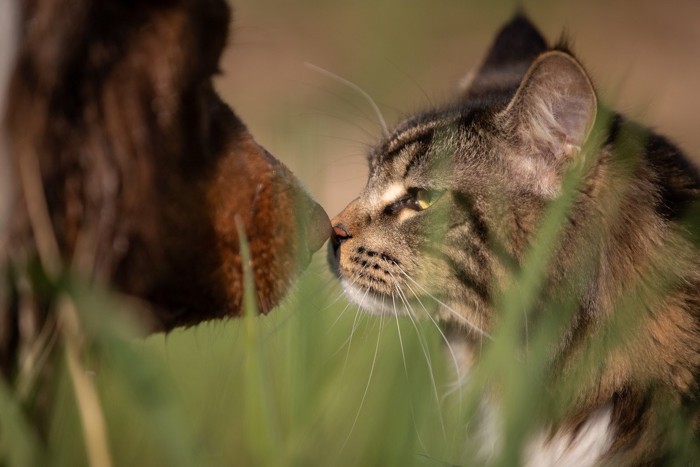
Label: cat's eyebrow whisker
xmin=304 ymin=62 xmax=390 ymax=137
xmin=302 ymin=109 xmax=377 ymax=141
xmin=397 ymin=267 xmax=493 ymax=341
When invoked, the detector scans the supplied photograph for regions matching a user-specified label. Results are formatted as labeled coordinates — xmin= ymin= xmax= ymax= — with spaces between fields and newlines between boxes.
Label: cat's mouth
xmin=340 ymin=278 xmax=428 ymax=317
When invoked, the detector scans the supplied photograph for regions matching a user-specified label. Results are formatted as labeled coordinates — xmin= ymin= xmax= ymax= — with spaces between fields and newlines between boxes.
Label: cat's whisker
xmin=334 ymin=270 xmax=369 ymax=374
xmin=330 ymin=308 xmax=364 ymax=360
xmin=302 ymin=109 xmax=377 ymax=141
xmin=388 ymin=272 xmax=449 ymax=442
xmin=399 ymin=268 xmax=462 ymax=393
xmin=304 ymin=62 xmax=389 ymax=137
xmin=331 ymin=263 xmax=372 ymax=331
xmin=397 ymin=267 xmax=493 ymax=341
xmin=391 ymin=288 xmax=410 ymax=378
xmin=339 ymin=284 xmax=371 ymax=374
xmin=401 ymin=278 xmax=465 ymax=394
xmin=391 ymin=286 xmax=447 ymax=435
xmin=328 ymin=289 xmax=357 ymax=330
xmin=341 ymin=312 xmax=384 ymax=453
xmin=523 ymin=308 xmax=529 ymax=355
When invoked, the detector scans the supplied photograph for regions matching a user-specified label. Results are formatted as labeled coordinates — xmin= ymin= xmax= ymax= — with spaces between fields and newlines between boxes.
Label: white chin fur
xmin=341 ymin=279 xmax=414 ymax=316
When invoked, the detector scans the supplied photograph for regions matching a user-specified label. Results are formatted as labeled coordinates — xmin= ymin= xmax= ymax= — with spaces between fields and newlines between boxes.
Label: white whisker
xmin=328 ymin=289 xmax=359 ymax=330
xmin=400 ymin=278 xmax=465 ymax=392
xmin=340 ymin=286 xmax=370 ymax=370
xmin=341 ymin=312 xmax=384 ymax=452
xmin=388 ymin=271 xmax=448 ymax=442
xmin=304 ymin=62 xmax=389 ymax=137
xmin=388 ymin=278 xmax=431 ymax=454
xmin=391 ymin=289 xmax=410 ymax=378
xmin=397 ymin=267 xmax=493 ymax=341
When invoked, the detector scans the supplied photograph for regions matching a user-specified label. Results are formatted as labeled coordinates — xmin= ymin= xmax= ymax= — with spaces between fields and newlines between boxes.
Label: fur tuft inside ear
xmin=502 ymin=51 xmax=597 ymax=161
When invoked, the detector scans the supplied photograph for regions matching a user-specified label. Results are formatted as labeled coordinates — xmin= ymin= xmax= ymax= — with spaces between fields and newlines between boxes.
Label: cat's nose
xmin=330 ymin=223 xmax=352 ymax=254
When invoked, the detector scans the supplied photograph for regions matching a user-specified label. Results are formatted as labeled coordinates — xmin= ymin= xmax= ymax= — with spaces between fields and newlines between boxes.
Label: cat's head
xmin=328 ymin=17 xmax=597 ymax=335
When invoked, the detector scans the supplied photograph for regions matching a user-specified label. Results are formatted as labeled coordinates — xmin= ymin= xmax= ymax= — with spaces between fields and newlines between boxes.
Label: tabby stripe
xmin=453 ymin=192 xmax=490 ymax=244
xmin=401 ymin=133 xmax=434 ymax=178
xmin=445 ymin=256 xmax=490 ymax=303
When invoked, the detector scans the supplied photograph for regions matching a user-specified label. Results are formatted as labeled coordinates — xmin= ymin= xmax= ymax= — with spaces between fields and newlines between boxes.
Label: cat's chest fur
xmin=447 ymin=330 xmax=615 ymax=467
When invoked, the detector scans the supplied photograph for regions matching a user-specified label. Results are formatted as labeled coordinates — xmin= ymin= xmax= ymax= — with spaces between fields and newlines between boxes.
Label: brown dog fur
xmin=1 ymin=0 xmax=329 ymax=376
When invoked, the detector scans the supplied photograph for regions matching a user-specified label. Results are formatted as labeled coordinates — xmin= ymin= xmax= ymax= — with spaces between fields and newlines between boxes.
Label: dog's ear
xmin=460 ymin=13 xmax=547 ymax=99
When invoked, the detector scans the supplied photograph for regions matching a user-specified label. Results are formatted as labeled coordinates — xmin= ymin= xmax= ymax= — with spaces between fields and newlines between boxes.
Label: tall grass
xmin=2 ymin=125 xmax=698 ymax=467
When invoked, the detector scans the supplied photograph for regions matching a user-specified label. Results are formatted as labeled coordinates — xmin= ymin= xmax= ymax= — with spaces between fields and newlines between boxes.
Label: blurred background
xmin=218 ymin=0 xmax=700 ymax=218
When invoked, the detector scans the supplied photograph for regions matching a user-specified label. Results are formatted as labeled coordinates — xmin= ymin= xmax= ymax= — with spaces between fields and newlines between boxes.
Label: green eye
xmin=383 ymin=188 xmax=445 ymax=216
xmin=413 ymin=188 xmax=443 ymax=210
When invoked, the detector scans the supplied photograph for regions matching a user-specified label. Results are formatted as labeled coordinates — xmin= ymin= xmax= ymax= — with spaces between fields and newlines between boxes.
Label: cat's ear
xmin=500 ymin=50 xmax=597 ymax=161
xmin=461 ymin=13 xmax=548 ymax=98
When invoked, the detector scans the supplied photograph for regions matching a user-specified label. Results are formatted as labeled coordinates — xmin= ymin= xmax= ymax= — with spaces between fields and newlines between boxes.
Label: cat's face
xmin=328 ymin=51 xmax=597 ymax=335
xmin=329 ymin=109 xmax=501 ymax=331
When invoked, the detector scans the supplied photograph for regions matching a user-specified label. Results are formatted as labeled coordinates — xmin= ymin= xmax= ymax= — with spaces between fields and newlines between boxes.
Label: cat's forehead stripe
xmin=386 ymin=120 xmax=439 ymax=155
xmin=380 ymin=182 xmax=406 ymax=204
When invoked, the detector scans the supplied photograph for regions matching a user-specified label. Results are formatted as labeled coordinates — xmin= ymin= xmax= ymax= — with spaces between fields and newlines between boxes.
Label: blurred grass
xmin=15 ymin=257 xmax=464 ymax=467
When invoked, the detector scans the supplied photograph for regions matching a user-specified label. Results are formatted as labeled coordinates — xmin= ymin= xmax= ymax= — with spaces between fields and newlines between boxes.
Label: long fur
xmin=328 ymin=13 xmax=700 ymax=465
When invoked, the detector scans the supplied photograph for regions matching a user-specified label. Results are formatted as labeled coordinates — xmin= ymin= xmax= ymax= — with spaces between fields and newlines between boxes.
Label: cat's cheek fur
xmin=509 ymin=154 xmax=562 ymax=198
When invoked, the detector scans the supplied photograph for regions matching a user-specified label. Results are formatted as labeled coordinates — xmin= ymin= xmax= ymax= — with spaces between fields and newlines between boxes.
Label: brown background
xmin=216 ymin=0 xmax=700 ymax=217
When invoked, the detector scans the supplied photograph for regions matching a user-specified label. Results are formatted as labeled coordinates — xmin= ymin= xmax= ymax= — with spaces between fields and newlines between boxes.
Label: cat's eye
xmin=414 ymin=189 xmax=441 ymax=210
xmin=407 ymin=188 xmax=444 ymax=212
xmin=383 ymin=188 xmax=444 ymax=216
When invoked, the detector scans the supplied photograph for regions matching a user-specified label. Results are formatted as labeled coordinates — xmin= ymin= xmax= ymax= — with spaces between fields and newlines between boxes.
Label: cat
xmin=328 ymin=14 xmax=700 ymax=466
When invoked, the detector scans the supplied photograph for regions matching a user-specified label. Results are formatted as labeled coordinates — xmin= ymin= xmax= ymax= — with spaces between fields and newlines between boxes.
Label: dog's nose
xmin=303 ymin=198 xmax=331 ymax=255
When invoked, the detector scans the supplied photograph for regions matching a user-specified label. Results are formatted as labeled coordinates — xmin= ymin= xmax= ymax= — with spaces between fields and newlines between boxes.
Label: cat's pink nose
xmin=330 ymin=223 xmax=351 ymax=256
xmin=332 ymin=224 xmax=351 ymax=241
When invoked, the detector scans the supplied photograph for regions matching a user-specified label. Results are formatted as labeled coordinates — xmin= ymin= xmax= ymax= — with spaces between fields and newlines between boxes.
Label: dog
xmin=0 ymin=0 xmax=330 ymax=376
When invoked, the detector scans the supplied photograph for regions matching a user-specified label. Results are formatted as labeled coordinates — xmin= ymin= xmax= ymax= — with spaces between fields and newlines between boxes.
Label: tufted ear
xmin=500 ymin=50 xmax=597 ymax=161
xmin=461 ymin=13 xmax=548 ymax=99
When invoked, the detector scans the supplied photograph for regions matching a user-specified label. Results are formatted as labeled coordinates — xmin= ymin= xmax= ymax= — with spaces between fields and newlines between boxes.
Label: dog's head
xmin=3 ymin=0 xmax=330 ymax=329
